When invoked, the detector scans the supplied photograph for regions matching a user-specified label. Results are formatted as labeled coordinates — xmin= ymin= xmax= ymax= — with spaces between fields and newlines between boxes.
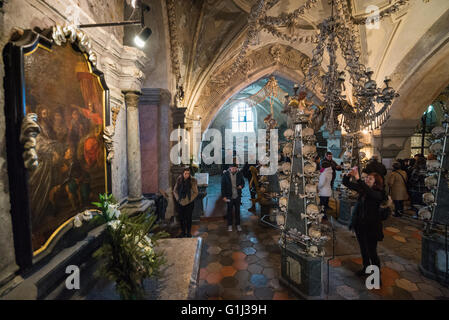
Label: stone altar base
xmin=46 ymin=237 xmax=203 ymax=300
xmin=280 ymin=246 xmax=323 ymax=298
xmin=420 ymin=233 xmax=449 ymax=288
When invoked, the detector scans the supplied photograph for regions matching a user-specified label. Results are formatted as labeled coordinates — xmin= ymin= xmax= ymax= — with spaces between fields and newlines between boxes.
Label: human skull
xmin=359 ymin=151 xmax=366 ymax=159
xmin=422 ymin=192 xmax=435 ymax=205
xmin=305 ymin=184 xmax=317 ymax=194
xmin=302 ymin=145 xmax=317 ymax=159
xmin=281 ymin=162 xmax=291 ymax=175
xmin=279 ymin=179 xmax=290 ymax=193
xmin=279 ymin=197 xmax=288 ymax=207
xmin=276 ymin=213 xmax=285 ymax=226
xmin=308 ymin=227 xmax=321 ymax=239
xmin=418 ymin=207 xmax=432 ymax=220
xmin=431 ymin=126 xmax=445 ymax=138
xmin=283 ymin=143 xmax=293 ymax=157
xmin=283 ymin=128 xmax=294 ymax=140
xmin=304 ymin=162 xmax=317 ymax=174
xmin=425 ymin=176 xmax=438 ymax=189
xmin=343 ymin=150 xmax=352 ymax=161
xmin=308 ymin=245 xmax=319 ymax=256
xmin=427 ymin=160 xmax=440 ymax=172
xmin=302 ymin=127 xmax=314 ymax=137
xmin=306 ymin=204 xmax=319 ymax=215
xmin=430 ymin=142 xmax=443 ymax=154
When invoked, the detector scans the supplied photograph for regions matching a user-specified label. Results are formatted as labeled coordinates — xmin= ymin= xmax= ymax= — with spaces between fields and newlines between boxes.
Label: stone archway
xmin=185 ymin=44 xmax=318 ymax=132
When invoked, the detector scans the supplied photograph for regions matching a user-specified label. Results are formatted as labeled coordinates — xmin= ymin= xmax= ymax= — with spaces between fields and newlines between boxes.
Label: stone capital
xmin=140 ymin=88 xmax=171 ymax=106
xmin=123 ymin=91 xmax=142 ymax=110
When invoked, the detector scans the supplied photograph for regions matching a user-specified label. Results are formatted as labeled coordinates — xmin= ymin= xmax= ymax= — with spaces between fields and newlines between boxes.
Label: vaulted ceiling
xmin=143 ymin=0 xmax=449 ymax=129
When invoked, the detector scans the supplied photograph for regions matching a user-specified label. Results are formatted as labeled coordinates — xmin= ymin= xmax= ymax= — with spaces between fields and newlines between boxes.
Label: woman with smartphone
xmin=342 ymin=167 xmax=387 ymax=278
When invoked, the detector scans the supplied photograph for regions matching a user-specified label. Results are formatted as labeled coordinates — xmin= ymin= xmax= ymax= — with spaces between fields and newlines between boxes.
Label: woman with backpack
xmin=387 ymin=162 xmax=408 ymax=217
xmin=343 ymin=167 xmax=388 ymax=278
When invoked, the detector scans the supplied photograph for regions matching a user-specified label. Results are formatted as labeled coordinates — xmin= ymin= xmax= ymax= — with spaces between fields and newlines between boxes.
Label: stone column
xmin=123 ymin=91 xmax=151 ymax=213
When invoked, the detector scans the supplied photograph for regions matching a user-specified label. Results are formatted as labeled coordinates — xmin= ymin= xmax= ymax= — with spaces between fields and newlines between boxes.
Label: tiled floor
xmin=179 ymin=175 xmax=449 ymax=300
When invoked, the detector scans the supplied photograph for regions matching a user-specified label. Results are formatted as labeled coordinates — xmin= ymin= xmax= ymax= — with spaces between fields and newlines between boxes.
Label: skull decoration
xmin=279 ymin=179 xmax=290 ymax=193
xmin=306 ymin=204 xmax=319 ymax=215
xmin=308 ymin=245 xmax=319 ymax=257
xmin=304 ymin=162 xmax=317 ymax=174
xmin=302 ymin=127 xmax=314 ymax=137
xmin=359 ymin=151 xmax=366 ymax=159
xmin=279 ymin=197 xmax=288 ymax=207
xmin=427 ymin=160 xmax=440 ymax=172
xmin=418 ymin=207 xmax=432 ymax=220
xmin=425 ymin=176 xmax=438 ymax=189
xmin=430 ymin=142 xmax=443 ymax=154
xmin=343 ymin=150 xmax=352 ymax=161
xmin=283 ymin=143 xmax=293 ymax=157
xmin=305 ymin=183 xmax=317 ymax=194
xmin=281 ymin=162 xmax=291 ymax=175
xmin=308 ymin=227 xmax=321 ymax=239
xmin=431 ymin=126 xmax=445 ymax=138
xmin=302 ymin=145 xmax=317 ymax=160
xmin=276 ymin=213 xmax=285 ymax=226
xmin=422 ymin=192 xmax=435 ymax=205
xmin=283 ymin=128 xmax=294 ymax=140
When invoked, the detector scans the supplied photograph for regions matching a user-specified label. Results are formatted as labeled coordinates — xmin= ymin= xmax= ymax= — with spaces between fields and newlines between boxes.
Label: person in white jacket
xmin=318 ymin=162 xmax=333 ymax=219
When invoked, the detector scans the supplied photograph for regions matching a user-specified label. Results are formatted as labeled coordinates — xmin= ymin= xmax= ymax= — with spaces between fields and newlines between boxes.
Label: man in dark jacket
xmin=320 ymin=151 xmax=342 ymax=189
xmin=222 ymin=162 xmax=245 ymax=232
xmin=364 ymin=155 xmax=387 ymax=179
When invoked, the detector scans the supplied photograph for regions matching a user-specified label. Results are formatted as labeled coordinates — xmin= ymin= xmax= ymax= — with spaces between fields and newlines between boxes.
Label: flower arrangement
xmin=93 ymin=193 xmax=168 ymax=300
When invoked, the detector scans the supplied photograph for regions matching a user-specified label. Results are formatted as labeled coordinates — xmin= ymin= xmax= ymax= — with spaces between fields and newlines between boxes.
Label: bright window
xmin=232 ymin=102 xmax=254 ymax=132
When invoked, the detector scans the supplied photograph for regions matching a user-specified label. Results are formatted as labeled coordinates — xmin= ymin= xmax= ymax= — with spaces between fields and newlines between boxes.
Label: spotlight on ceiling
xmin=134 ymin=27 xmax=152 ymax=48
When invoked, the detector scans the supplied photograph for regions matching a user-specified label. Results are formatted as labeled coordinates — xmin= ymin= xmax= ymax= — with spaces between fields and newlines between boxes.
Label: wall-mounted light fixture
xmin=78 ymin=0 xmax=152 ymax=48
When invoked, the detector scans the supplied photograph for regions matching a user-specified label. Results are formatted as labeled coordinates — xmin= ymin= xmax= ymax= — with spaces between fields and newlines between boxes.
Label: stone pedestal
xmin=280 ymin=244 xmax=323 ymax=298
xmin=338 ymin=198 xmax=357 ymax=226
xmin=123 ymin=91 xmax=151 ymax=214
xmin=420 ymin=233 xmax=449 ymax=287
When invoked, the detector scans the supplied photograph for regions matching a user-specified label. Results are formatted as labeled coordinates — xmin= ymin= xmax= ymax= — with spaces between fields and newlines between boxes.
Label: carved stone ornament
xmin=103 ymin=125 xmax=115 ymax=163
xmin=51 ymin=25 xmax=97 ymax=66
xmin=20 ymin=113 xmax=40 ymax=170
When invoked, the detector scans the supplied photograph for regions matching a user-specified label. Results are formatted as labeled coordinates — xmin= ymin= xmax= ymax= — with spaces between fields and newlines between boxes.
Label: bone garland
xmin=20 ymin=113 xmax=40 ymax=170
xmin=52 ymin=25 xmax=97 ymax=66
xmin=351 ymin=0 xmax=410 ymax=25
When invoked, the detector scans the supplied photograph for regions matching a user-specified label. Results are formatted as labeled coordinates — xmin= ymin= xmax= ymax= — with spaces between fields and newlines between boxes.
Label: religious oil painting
xmin=24 ymin=42 xmax=107 ymax=252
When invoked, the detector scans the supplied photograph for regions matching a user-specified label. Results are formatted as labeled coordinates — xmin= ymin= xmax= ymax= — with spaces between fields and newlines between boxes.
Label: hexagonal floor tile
xmin=221 ymin=266 xmax=237 ymax=277
xmin=385 ymin=227 xmax=401 ymax=233
xmin=232 ymin=251 xmax=246 ymax=261
xmin=248 ymin=263 xmax=263 ymax=274
xmin=234 ymin=270 xmax=250 ymax=284
xmin=254 ymin=287 xmax=274 ymax=300
xmin=242 ymin=247 xmax=257 ymax=255
xmin=395 ymin=278 xmax=419 ymax=292
xmin=246 ymin=255 xmax=260 ymax=264
xmin=240 ymin=240 xmax=253 ymax=248
xmin=336 ymin=285 xmax=360 ymax=300
xmin=233 ymin=260 xmax=249 ymax=271
xmin=206 ymin=262 xmax=223 ymax=273
xmin=249 ymin=236 xmax=259 ymax=244
xmin=199 ymin=268 xmax=209 ymax=280
xmin=206 ymin=272 xmax=224 ymax=285
xmin=273 ymin=291 xmax=289 ymax=300
xmin=392 ymin=235 xmax=407 ymax=243
xmin=255 ymin=250 xmax=269 ymax=259
xmin=207 ymin=246 xmax=222 ymax=255
xmin=250 ymin=274 xmax=268 ymax=287
xmin=262 ymin=268 xmax=276 ymax=279
xmin=219 ymin=255 xmax=234 ymax=266
xmin=221 ymin=276 xmax=239 ymax=289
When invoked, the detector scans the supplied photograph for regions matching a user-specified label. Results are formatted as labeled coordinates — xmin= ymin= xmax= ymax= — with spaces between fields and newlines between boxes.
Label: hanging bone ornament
xmin=279 ymin=179 xmax=290 ymax=193
xmin=283 ymin=143 xmax=293 ymax=157
xmin=306 ymin=204 xmax=320 ymax=215
xmin=281 ymin=162 xmax=292 ymax=175
xmin=302 ymin=127 xmax=314 ymax=137
xmin=304 ymin=162 xmax=317 ymax=174
xmin=427 ymin=160 xmax=441 ymax=172
xmin=422 ymin=192 xmax=435 ymax=205
xmin=425 ymin=176 xmax=438 ymax=189
xmin=430 ymin=142 xmax=443 ymax=154
xmin=418 ymin=207 xmax=432 ymax=220
xmin=302 ymin=144 xmax=317 ymax=160
xmin=431 ymin=126 xmax=445 ymax=139
xmin=283 ymin=128 xmax=294 ymax=140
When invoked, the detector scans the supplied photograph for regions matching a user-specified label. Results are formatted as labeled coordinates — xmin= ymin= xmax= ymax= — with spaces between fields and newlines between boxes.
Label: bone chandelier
xmin=297 ymin=0 xmax=400 ymax=134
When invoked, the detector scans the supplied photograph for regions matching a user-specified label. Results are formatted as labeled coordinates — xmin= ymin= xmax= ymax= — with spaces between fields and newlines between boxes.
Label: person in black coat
xmin=343 ymin=167 xmax=387 ymax=277
xmin=221 ymin=162 xmax=245 ymax=231
xmin=364 ymin=155 xmax=387 ymax=180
